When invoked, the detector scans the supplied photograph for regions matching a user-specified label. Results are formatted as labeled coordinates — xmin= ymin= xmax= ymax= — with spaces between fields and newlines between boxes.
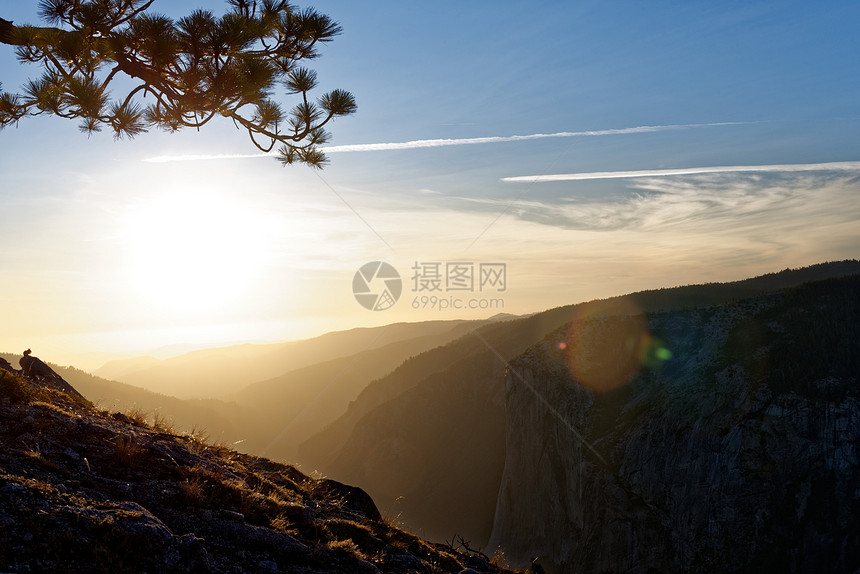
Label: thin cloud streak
xmin=502 ymin=161 xmax=860 ymax=182
xmin=323 ymin=122 xmax=746 ymax=153
xmin=141 ymin=121 xmax=746 ymax=162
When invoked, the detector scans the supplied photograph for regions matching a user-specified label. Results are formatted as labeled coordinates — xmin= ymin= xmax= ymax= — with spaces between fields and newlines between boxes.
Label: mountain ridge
xmin=301 ymin=260 xmax=860 ymax=547
xmin=94 ymin=318 xmax=509 ymax=399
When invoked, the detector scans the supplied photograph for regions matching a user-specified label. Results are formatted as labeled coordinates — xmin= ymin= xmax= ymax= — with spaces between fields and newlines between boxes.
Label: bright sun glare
xmin=124 ymin=189 xmax=267 ymax=314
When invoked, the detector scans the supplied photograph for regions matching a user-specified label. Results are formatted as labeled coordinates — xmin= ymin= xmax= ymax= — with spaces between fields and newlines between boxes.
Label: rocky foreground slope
xmin=489 ymin=275 xmax=860 ymax=573
xmin=0 ymin=369 xmax=517 ymax=573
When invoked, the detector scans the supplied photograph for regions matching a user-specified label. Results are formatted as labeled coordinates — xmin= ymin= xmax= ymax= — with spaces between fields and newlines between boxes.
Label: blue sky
xmin=1 ymin=1 xmax=858 ymax=367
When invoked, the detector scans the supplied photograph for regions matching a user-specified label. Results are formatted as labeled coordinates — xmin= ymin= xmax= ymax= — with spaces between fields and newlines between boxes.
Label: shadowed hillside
xmin=490 ymin=274 xmax=860 ymax=572
xmin=232 ymin=322 xmax=494 ymax=462
xmin=302 ymin=261 xmax=860 ymax=547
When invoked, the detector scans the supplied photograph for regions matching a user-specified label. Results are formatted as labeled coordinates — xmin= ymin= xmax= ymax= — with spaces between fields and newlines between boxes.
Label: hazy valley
xmin=4 ymin=261 xmax=859 ymax=572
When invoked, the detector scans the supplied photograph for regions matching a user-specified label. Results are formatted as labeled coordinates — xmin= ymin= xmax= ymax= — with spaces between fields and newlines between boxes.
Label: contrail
xmin=501 ymin=161 xmax=860 ymax=182
xmin=142 ymin=121 xmax=746 ymax=162
xmin=322 ymin=122 xmax=746 ymax=153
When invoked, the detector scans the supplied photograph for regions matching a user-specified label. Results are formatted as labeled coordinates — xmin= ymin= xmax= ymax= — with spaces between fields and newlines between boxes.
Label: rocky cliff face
xmin=488 ymin=275 xmax=860 ymax=573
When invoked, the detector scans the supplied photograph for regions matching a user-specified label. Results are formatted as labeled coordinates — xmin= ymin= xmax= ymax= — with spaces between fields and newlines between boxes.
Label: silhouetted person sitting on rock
xmin=19 ymin=349 xmax=86 ymax=402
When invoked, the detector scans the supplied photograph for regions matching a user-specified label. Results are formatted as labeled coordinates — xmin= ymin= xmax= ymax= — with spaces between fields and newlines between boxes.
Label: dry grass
xmin=30 ymin=401 xmax=75 ymax=417
xmin=124 ymin=407 xmax=149 ymax=428
xmin=321 ymin=518 xmax=374 ymax=540
xmin=112 ymin=435 xmax=145 ymax=468
xmin=178 ymin=464 xmax=217 ymax=506
xmin=244 ymin=471 xmax=303 ymax=507
xmin=325 ymin=538 xmax=367 ymax=562
xmin=490 ymin=548 xmax=511 ymax=569
xmin=150 ymin=411 xmax=176 ymax=434
xmin=424 ymin=556 xmax=448 ymax=574
xmin=23 ymin=448 xmax=42 ymax=460
xmin=180 ymin=474 xmax=208 ymax=506
xmin=0 ymin=370 xmax=37 ymax=404
xmin=269 ymin=512 xmax=300 ymax=536
xmin=186 ymin=424 xmax=209 ymax=443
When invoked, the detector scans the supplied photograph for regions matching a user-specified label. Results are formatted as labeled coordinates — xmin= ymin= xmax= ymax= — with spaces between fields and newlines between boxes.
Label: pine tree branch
xmin=0 ymin=2 xmax=355 ymax=168
xmin=0 ymin=17 xmax=13 ymax=44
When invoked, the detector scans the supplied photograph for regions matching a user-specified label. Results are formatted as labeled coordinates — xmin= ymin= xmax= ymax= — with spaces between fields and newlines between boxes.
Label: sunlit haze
xmin=1 ymin=0 xmax=859 ymax=369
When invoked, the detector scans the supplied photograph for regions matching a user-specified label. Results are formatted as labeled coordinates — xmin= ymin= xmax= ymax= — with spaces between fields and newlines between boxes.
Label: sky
xmin=1 ymin=0 xmax=859 ymax=368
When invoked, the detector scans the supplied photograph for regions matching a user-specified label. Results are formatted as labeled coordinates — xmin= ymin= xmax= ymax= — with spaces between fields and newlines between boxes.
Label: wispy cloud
xmin=501 ymin=161 xmax=860 ymax=182
xmin=142 ymin=122 xmax=745 ymax=162
xmin=322 ymin=122 xmax=745 ymax=153
xmin=489 ymin=170 xmax=860 ymax=235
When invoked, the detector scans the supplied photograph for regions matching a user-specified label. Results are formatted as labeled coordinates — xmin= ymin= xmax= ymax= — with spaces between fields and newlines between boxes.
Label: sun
xmin=123 ymin=189 xmax=268 ymax=314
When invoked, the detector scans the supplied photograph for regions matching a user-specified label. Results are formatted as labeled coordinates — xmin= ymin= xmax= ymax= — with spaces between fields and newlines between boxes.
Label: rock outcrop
xmin=0 ymin=369 xmax=517 ymax=574
xmin=17 ymin=349 xmax=88 ymax=402
xmin=489 ymin=275 xmax=860 ymax=573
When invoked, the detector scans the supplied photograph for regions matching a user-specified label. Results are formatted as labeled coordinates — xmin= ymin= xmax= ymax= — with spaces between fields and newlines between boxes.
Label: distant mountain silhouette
xmin=95 ymin=319 xmax=502 ymax=399
xmin=95 ymin=355 xmax=162 ymax=381
xmin=301 ymin=260 xmax=860 ymax=547
xmin=228 ymin=320 xmax=503 ymax=461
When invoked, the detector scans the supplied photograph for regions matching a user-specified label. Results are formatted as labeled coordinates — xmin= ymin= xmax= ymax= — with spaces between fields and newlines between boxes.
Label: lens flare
xmin=564 ymin=297 xmax=670 ymax=392
xmin=639 ymin=335 xmax=673 ymax=368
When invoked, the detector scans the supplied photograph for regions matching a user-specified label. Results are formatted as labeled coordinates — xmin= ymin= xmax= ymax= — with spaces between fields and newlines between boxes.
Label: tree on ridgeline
xmin=0 ymin=0 xmax=356 ymax=167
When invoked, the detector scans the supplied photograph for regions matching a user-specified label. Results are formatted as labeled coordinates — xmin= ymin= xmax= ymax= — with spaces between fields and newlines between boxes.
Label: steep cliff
xmin=489 ymin=275 xmax=860 ymax=573
xmin=309 ymin=261 xmax=860 ymax=550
